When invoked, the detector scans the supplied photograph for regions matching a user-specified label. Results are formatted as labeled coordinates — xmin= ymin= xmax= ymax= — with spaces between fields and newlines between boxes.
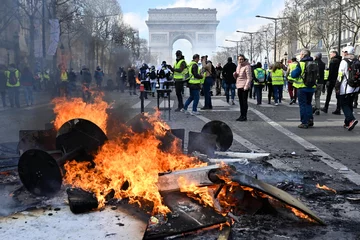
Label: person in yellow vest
xmin=41 ymin=70 xmax=50 ymax=90
xmin=286 ymin=57 xmax=298 ymax=105
xmin=183 ymin=54 xmax=204 ymax=115
xmin=270 ymin=62 xmax=284 ymax=106
xmin=5 ymin=64 xmax=21 ymax=108
xmin=293 ymin=49 xmax=317 ymax=129
xmin=253 ymin=62 xmax=266 ymax=105
xmin=168 ymin=50 xmax=187 ymax=112
xmin=322 ymin=68 xmax=329 ymax=94
xmin=59 ymin=65 xmax=68 ymax=97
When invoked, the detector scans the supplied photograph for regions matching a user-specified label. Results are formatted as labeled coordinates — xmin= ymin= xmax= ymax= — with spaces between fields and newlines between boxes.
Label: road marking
xmin=159 ymin=100 xmax=174 ymax=109
xmin=250 ymin=107 xmax=360 ymax=185
xmin=131 ymin=100 xmax=151 ymax=109
xmin=195 ymin=115 xmax=265 ymax=153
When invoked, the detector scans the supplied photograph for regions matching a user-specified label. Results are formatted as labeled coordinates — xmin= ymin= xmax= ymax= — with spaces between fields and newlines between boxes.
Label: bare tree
xmin=340 ymin=0 xmax=360 ymax=46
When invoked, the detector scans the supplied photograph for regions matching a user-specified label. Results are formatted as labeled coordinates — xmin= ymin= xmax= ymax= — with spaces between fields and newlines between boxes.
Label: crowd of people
xmin=1 ymin=46 xmax=359 ymax=131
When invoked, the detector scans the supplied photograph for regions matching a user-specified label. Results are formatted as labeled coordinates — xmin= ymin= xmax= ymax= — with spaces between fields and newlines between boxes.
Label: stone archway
xmin=146 ymin=7 xmax=219 ymax=65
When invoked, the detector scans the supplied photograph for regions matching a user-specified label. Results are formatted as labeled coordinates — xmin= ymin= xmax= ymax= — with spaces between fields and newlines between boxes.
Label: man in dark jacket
xmin=116 ymin=67 xmax=126 ymax=93
xmin=222 ymin=57 xmax=237 ymax=105
xmin=0 ymin=64 xmax=7 ymax=107
xmin=313 ymin=53 xmax=325 ymax=115
xmin=215 ymin=63 xmax=223 ymax=96
xmin=321 ymin=50 xmax=341 ymax=114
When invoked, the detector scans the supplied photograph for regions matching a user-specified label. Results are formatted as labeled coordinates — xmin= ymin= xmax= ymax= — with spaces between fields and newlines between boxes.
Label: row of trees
xmin=1 ymin=0 xmax=148 ymax=75
xmin=213 ymin=0 xmax=360 ymax=65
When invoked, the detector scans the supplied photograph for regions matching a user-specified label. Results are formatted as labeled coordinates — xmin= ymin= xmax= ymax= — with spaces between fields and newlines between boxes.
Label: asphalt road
xmin=0 ymin=87 xmax=360 ymax=239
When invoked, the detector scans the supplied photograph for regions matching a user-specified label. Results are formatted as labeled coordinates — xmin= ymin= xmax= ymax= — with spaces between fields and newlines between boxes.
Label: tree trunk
xmin=29 ymin=16 xmax=36 ymax=71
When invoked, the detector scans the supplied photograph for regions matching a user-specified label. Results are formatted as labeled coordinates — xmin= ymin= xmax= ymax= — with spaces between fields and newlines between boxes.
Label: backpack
xmin=9 ymin=71 xmax=18 ymax=85
xmin=211 ymin=64 xmax=216 ymax=79
xmin=149 ymin=70 xmax=157 ymax=80
xmin=302 ymin=61 xmax=318 ymax=87
xmin=158 ymin=68 xmax=166 ymax=79
xmin=256 ymin=69 xmax=265 ymax=83
xmin=290 ymin=62 xmax=302 ymax=79
xmin=345 ymin=59 xmax=360 ymax=88
xmin=82 ymin=69 xmax=91 ymax=83
xmin=140 ymin=68 xmax=147 ymax=80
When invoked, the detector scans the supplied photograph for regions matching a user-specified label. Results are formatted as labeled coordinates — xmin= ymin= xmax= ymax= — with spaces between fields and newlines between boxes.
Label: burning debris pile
xmin=14 ymin=96 xmax=325 ymax=239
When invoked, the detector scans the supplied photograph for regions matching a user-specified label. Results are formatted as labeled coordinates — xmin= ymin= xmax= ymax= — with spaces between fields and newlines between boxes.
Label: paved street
xmin=0 ymin=88 xmax=360 ymax=239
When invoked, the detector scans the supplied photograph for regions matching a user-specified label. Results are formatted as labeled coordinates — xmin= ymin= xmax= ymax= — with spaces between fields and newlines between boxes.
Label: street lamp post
xmin=284 ymin=52 xmax=288 ymax=66
xmin=225 ymin=39 xmax=245 ymax=57
xmin=236 ymin=30 xmax=256 ymax=62
xmin=255 ymin=15 xmax=290 ymax=63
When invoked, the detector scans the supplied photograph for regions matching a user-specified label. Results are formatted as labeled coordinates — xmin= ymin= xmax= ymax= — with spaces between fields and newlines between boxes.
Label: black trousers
xmin=324 ymin=83 xmax=340 ymax=111
xmin=175 ymin=81 xmax=184 ymax=109
xmin=267 ymin=83 xmax=273 ymax=103
xmin=340 ymin=94 xmax=356 ymax=126
xmin=237 ymin=88 xmax=249 ymax=118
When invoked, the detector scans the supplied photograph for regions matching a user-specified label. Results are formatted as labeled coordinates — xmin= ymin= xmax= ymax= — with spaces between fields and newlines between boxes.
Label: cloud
xmin=123 ymin=12 xmax=148 ymax=39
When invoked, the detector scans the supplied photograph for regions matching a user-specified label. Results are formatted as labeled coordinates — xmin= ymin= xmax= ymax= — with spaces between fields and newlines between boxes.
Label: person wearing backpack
xmin=138 ymin=63 xmax=149 ymax=99
xmin=336 ymin=46 xmax=359 ymax=131
xmin=5 ymin=63 xmax=21 ymax=108
xmin=253 ymin=62 xmax=266 ymax=105
xmin=286 ymin=57 xmax=299 ymax=105
xmin=293 ymin=49 xmax=317 ymax=129
xmin=313 ymin=53 xmax=325 ymax=115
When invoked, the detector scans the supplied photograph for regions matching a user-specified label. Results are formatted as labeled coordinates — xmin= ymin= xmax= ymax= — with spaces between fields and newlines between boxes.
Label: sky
xmin=118 ymin=0 xmax=286 ymax=62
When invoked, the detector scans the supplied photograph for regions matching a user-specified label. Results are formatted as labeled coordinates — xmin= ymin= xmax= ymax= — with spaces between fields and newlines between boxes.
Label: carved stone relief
xmin=151 ymin=34 xmax=167 ymax=43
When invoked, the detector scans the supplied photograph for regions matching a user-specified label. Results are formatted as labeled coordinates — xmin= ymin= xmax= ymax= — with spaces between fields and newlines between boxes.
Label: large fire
xmin=52 ymin=97 xmax=206 ymax=214
xmin=52 ymin=95 xmax=109 ymax=133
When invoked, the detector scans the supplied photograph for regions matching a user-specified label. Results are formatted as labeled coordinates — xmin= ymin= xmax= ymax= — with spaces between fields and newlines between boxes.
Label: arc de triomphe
xmin=146 ymin=8 xmax=219 ymax=64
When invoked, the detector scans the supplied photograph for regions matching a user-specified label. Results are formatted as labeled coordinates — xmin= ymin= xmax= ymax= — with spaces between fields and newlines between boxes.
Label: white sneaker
xmin=184 ymin=109 xmax=190 ymax=115
xmin=180 ymin=108 xmax=185 ymax=112
xmin=190 ymin=111 xmax=201 ymax=115
xmin=275 ymin=103 xmax=279 ymax=106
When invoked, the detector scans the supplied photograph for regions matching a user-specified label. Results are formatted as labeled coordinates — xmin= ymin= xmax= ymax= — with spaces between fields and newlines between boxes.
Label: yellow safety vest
xmin=173 ymin=59 xmax=187 ymax=81
xmin=293 ymin=62 xmax=316 ymax=89
xmin=287 ymin=62 xmax=298 ymax=82
xmin=5 ymin=70 xmax=21 ymax=87
xmin=42 ymin=73 xmax=50 ymax=81
xmin=324 ymin=70 xmax=329 ymax=81
xmin=188 ymin=61 xmax=204 ymax=84
xmin=254 ymin=68 xmax=266 ymax=85
xmin=271 ymin=69 xmax=284 ymax=86
xmin=60 ymin=72 xmax=68 ymax=82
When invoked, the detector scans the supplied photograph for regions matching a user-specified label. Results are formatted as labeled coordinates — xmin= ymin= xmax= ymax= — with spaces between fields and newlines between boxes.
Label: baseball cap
xmin=342 ymin=46 xmax=355 ymax=54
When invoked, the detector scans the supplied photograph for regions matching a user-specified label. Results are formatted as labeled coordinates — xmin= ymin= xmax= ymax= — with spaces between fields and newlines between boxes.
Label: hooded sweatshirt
xmin=338 ymin=54 xmax=360 ymax=95
xmin=235 ymin=61 xmax=252 ymax=89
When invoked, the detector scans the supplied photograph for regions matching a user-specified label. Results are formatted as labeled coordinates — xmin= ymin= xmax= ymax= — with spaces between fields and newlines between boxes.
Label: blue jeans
xmin=340 ymin=94 xmax=356 ymax=126
xmin=8 ymin=87 xmax=20 ymax=108
xmin=225 ymin=83 xmax=235 ymax=102
xmin=298 ymin=88 xmax=314 ymax=125
xmin=273 ymin=85 xmax=283 ymax=103
xmin=184 ymin=88 xmax=200 ymax=112
xmin=23 ymin=86 xmax=33 ymax=105
xmin=203 ymin=77 xmax=213 ymax=108
xmin=151 ymin=82 xmax=157 ymax=94
xmin=254 ymin=85 xmax=263 ymax=104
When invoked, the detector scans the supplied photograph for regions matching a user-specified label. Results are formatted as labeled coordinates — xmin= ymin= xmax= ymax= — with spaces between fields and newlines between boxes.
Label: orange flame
xmin=52 ymin=95 xmax=109 ymax=133
xmin=316 ymin=183 xmax=337 ymax=194
xmin=178 ymin=177 xmax=215 ymax=208
xmin=54 ymin=97 xmax=206 ymax=214
xmin=288 ymin=207 xmax=316 ymax=223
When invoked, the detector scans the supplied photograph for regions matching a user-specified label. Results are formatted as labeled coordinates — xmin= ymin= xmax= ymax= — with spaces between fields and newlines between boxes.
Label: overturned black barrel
xmin=18 ymin=119 xmax=108 ymax=197
xmin=201 ymin=120 xmax=233 ymax=151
